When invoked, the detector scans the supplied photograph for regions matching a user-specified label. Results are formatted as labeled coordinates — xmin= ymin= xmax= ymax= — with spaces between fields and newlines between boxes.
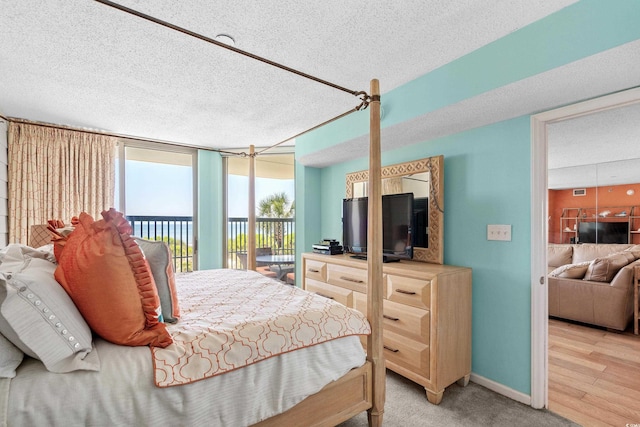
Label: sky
xmin=118 ymin=159 xmax=295 ymax=218
xmin=121 ymin=160 xmax=193 ymax=216
xmin=227 ymin=174 xmax=295 ymax=217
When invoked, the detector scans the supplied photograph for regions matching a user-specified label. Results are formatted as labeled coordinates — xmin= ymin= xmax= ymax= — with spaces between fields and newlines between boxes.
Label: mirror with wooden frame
xmin=345 ymin=155 xmax=444 ymax=264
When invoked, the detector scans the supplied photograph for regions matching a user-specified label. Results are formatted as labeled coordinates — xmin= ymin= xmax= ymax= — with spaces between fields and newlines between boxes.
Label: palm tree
xmin=257 ymin=192 xmax=294 ymax=250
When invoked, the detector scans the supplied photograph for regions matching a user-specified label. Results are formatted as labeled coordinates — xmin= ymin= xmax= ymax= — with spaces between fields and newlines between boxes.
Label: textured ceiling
xmin=2 ymin=0 xmax=637 ymax=189
xmin=548 ymin=101 xmax=640 ymax=190
xmin=0 ymin=0 xmax=576 ymax=151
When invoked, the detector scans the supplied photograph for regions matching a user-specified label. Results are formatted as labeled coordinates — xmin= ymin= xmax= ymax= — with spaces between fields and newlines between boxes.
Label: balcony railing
xmin=227 ymin=217 xmax=295 ymax=269
xmin=126 ymin=216 xmax=193 ymax=273
xmin=124 ymin=215 xmax=295 ymax=273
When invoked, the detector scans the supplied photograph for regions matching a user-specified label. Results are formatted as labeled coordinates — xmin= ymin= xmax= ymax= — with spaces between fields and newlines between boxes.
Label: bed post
xmin=248 ymin=144 xmax=256 ymax=271
xmin=367 ymin=79 xmax=384 ymax=427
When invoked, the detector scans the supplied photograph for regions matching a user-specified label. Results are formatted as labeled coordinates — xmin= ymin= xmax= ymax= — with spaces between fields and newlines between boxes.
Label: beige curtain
xmin=8 ymin=122 xmax=117 ymax=244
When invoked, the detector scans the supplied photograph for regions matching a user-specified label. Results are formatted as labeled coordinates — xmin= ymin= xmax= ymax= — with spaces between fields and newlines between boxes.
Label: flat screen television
xmin=342 ymin=196 xmax=368 ymax=254
xmin=578 ymin=221 xmax=629 ymax=244
xmin=342 ymin=192 xmax=414 ymax=261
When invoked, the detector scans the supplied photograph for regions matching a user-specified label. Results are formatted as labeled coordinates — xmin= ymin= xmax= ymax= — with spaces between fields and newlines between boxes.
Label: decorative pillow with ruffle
xmin=54 ymin=209 xmax=172 ymax=348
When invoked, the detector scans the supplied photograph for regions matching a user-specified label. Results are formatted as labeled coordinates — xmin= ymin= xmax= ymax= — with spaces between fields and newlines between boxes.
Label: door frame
xmin=530 ymin=86 xmax=640 ymax=409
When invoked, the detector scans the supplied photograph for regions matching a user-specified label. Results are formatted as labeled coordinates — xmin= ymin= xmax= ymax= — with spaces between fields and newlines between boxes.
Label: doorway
xmin=531 ymin=87 xmax=640 ymax=413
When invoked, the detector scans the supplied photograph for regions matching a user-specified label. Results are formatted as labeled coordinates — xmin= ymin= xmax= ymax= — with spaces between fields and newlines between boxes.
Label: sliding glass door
xmin=224 ymin=153 xmax=295 ymax=270
xmin=116 ymin=142 xmax=197 ymax=272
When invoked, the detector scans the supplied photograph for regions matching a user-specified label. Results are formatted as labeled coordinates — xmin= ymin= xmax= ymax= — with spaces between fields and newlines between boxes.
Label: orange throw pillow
xmin=54 ymin=209 xmax=172 ymax=348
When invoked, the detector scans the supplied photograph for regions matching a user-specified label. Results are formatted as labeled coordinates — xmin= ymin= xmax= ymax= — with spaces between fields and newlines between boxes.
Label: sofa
xmin=548 ymin=243 xmax=640 ymax=331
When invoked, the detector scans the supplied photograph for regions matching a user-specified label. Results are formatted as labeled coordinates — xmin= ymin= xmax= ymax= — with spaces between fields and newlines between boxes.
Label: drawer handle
xmin=383 ymin=314 xmax=399 ymax=321
xmin=340 ymin=276 xmax=364 ymax=283
xmin=308 ymin=268 xmax=320 ymax=273
xmin=395 ymin=289 xmax=416 ymax=295
xmin=315 ymin=292 xmax=334 ymax=300
xmin=384 ymin=345 xmax=399 ymax=353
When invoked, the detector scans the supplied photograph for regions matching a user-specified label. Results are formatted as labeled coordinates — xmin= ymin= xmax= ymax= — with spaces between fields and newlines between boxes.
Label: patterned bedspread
xmin=152 ymin=269 xmax=371 ymax=387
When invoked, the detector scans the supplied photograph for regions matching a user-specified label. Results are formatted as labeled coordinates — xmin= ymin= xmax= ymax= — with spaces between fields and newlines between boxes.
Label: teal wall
xmin=295 ymin=0 xmax=640 ymax=395
xmin=198 ymin=150 xmax=224 ymax=269
xmin=292 ymin=162 xmax=323 ymax=286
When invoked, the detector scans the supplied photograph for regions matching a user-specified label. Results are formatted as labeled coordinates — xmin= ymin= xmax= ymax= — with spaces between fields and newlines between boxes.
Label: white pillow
xmin=0 ymin=332 xmax=23 ymax=378
xmin=549 ymin=261 xmax=590 ymax=279
xmin=0 ymin=254 xmax=99 ymax=373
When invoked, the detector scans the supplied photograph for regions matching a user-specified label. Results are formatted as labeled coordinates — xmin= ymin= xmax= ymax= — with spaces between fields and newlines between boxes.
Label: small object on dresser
xmin=312 ymin=240 xmax=343 ymax=255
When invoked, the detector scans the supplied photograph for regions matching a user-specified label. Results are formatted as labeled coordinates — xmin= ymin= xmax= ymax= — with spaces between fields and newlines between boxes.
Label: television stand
xmin=349 ymin=254 xmax=400 ymax=263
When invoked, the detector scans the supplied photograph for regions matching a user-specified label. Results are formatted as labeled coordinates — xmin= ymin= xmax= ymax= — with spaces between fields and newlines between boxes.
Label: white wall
xmin=0 ymin=119 xmax=7 ymax=246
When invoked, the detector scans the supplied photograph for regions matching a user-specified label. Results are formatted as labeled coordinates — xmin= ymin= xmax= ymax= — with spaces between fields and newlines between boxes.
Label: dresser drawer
xmin=383 ymin=330 xmax=429 ymax=376
xmin=327 ymin=264 xmax=369 ymax=293
xmin=304 ymin=260 xmax=327 ymax=282
xmin=354 ymin=292 xmax=429 ymax=342
xmin=387 ymin=275 xmax=431 ymax=310
xmin=306 ymin=279 xmax=353 ymax=308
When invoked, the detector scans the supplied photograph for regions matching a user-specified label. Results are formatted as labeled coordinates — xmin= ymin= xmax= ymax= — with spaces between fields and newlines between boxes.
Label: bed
xmin=1 ymin=209 xmax=384 ymax=427
xmin=1 ymin=251 xmax=370 ymax=426
xmin=1 ymin=2 xmax=386 ymax=426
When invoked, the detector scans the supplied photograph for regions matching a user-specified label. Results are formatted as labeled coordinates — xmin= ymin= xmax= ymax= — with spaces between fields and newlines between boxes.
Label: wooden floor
xmin=548 ymin=318 xmax=640 ymax=426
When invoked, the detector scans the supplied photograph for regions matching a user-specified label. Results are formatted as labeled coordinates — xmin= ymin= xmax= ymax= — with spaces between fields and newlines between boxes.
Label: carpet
xmin=338 ymin=370 xmax=578 ymax=427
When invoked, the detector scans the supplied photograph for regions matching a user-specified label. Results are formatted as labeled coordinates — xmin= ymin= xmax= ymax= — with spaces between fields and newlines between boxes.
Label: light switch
xmin=487 ymin=224 xmax=512 ymax=241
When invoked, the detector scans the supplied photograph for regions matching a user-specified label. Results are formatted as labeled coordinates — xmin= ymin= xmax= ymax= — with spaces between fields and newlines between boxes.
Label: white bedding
xmin=2 ymin=269 xmax=368 ymax=426
xmin=5 ymin=335 xmax=365 ymax=426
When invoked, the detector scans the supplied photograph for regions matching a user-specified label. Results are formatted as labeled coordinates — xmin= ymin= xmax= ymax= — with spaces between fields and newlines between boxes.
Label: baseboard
xmin=470 ymin=373 xmax=531 ymax=406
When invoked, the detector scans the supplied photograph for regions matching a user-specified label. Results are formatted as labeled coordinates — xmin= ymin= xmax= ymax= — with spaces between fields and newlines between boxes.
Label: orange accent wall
xmin=549 ymin=183 xmax=640 ymax=244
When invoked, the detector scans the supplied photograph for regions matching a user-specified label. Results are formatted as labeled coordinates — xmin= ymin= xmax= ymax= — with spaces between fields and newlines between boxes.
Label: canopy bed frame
xmin=96 ymin=2 xmax=386 ymax=426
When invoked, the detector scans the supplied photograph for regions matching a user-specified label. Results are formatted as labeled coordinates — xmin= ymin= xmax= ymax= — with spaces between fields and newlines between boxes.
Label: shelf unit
xmin=560 ymin=208 xmax=580 ymax=243
xmin=630 ymin=209 xmax=640 ymax=244
xmin=560 ymin=206 xmax=639 ymax=244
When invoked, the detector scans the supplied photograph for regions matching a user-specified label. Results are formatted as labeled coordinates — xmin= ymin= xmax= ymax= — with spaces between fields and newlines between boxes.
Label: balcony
xmin=126 ymin=215 xmax=295 ymax=273
xmin=126 ymin=216 xmax=193 ymax=273
xmin=227 ymin=217 xmax=295 ymax=269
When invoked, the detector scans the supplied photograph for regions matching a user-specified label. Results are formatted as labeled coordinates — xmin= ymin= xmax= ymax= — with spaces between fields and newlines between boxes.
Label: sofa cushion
xmin=583 ymin=253 xmax=632 ymax=282
xmin=548 ymin=245 xmax=573 ymax=268
xmin=572 ymin=243 xmax=633 ymax=264
xmin=549 ymin=261 xmax=590 ymax=279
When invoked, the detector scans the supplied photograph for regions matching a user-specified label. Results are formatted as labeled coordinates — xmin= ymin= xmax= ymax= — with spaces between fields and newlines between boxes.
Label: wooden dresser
xmin=302 ymin=252 xmax=472 ymax=404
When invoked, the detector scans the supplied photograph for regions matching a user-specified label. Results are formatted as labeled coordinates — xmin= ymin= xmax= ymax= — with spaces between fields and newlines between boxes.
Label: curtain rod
xmin=5 ymin=116 xmax=251 ymax=157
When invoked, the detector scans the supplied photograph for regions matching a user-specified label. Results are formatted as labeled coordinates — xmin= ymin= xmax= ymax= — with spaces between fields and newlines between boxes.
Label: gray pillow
xmin=0 ymin=332 xmax=23 ymax=378
xmin=583 ymin=253 xmax=632 ymax=283
xmin=134 ymin=238 xmax=180 ymax=323
xmin=0 ymin=251 xmax=99 ymax=373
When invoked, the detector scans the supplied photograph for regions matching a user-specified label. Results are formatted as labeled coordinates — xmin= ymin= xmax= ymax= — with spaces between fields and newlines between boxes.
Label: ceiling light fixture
xmin=214 ymin=34 xmax=235 ymax=47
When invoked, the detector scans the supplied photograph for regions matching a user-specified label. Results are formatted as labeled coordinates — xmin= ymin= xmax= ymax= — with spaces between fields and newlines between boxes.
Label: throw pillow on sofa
xmin=624 ymin=245 xmax=640 ymax=259
xmin=549 ymin=261 xmax=590 ymax=279
xmin=583 ymin=253 xmax=632 ymax=282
